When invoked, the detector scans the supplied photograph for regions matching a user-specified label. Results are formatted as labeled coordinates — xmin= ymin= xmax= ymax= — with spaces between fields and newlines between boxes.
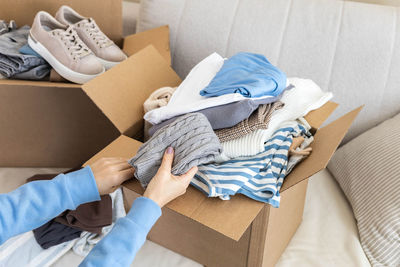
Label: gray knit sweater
xmin=129 ymin=113 xmax=222 ymax=188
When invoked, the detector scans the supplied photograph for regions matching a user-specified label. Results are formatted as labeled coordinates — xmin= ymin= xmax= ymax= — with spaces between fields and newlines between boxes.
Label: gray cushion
xmin=137 ymin=0 xmax=400 ymax=143
xmin=328 ymin=113 xmax=400 ymax=266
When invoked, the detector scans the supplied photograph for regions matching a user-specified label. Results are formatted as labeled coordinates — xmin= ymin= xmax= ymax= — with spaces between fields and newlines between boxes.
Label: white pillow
xmin=328 ymin=113 xmax=400 ymax=266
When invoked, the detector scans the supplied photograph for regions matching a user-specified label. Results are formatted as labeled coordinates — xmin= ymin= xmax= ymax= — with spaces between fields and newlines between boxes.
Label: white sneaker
xmin=56 ymin=5 xmax=127 ymax=70
xmin=29 ymin=11 xmax=104 ymax=84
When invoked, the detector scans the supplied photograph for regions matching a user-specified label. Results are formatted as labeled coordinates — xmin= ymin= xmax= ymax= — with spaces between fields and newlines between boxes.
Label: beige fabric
xmin=328 ymin=113 xmax=400 ymax=267
xmin=143 ymin=86 xmax=177 ymax=113
xmin=215 ymin=101 xmax=283 ymax=142
xmin=56 ymin=5 xmax=127 ymax=63
xmin=143 ymin=86 xmax=176 ymax=141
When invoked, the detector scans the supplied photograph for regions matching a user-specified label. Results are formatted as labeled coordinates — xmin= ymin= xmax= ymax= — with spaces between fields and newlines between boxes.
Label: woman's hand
xmin=90 ymin=157 xmax=135 ymax=195
xmin=143 ymin=147 xmax=198 ymax=208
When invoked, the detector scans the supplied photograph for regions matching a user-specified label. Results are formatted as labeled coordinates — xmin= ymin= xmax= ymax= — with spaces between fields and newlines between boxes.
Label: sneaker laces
xmin=79 ymin=18 xmax=112 ymax=48
xmin=55 ymin=26 xmax=91 ymax=59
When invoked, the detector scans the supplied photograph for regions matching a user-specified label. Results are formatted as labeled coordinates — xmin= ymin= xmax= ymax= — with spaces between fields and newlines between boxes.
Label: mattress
xmin=0 ymin=167 xmax=369 ymax=266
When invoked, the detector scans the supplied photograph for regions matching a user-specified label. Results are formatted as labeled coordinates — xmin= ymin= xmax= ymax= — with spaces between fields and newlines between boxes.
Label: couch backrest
xmin=137 ymin=0 xmax=400 ymax=142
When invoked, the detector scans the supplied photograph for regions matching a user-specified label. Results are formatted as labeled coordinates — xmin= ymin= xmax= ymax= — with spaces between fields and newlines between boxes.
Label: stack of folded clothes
xmin=131 ymin=51 xmax=333 ymax=208
xmin=0 ymin=22 xmax=50 ymax=80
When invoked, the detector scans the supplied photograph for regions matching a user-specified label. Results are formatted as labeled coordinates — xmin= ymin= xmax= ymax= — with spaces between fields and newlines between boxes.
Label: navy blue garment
xmin=200 ymin=52 xmax=286 ymax=98
xmin=33 ymin=220 xmax=82 ymax=249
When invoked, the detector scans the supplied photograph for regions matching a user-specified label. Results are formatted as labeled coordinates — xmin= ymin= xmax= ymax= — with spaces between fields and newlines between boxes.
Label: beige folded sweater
xmin=215 ymin=101 xmax=284 ymax=142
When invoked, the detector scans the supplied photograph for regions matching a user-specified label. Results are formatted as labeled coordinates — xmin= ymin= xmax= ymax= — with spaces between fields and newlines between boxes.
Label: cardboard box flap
xmin=82 ymin=45 xmax=181 ymax=135
xmin=280 ymin=106 xmax=363 ymax=192
xmin=0 ymin=79 xmax=80 ymax=88
xmin=123 ymin=26 xmax=171 ymax=65
xmin=304 ymin=101 xmax=339 ymax=131
xmin=83 ymin=135 xmax=141 ymax=166
xmin=85 ymin=135 xmax=264 ymax=241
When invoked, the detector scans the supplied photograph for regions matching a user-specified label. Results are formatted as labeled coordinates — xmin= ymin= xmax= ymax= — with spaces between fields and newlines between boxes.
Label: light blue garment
xmin=200 ymin=52 xmax=287 ymax=98
xmin=191 ymin=122 xmax=309 ymax=207
xmin=19 ymin=43 xmax=43 ymax=58
xmin=0 ymin=166 xmax=99 ymax=245
xmin=0 ymin=166 xmax=162 ymax=267
xmin=80 ymin=197 xmax=161 ymax=267
xmin=0 ymin=188 xmax=126 ymax=267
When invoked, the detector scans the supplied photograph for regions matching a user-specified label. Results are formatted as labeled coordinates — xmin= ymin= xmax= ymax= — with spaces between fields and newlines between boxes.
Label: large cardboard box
xmin=79 ymin=32 xmax=361 ymax=266
xmin=0 ymin=3 xmax=361 ymax=265
xmin=0 ymin=0 xmax=170 ymax=167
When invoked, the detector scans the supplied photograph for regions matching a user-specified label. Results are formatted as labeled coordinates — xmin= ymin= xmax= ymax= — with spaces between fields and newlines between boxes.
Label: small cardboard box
xmin=0 ymin=4 xmax=361 ymax=265
xmin=0 ymin=0 xmax=171 ymax=167
xmin=79 ymin=30 xmax=362 ymax=266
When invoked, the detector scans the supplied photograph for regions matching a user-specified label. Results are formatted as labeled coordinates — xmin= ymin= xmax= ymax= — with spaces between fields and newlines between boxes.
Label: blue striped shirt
xmin=192 ymin=121 xmax=310 ymax=208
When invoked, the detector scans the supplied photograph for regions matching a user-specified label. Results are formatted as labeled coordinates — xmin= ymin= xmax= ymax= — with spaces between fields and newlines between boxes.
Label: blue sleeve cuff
xmin=126 ymin=197 xmax=162 ymax=232
xmin=61 ymin=166 xmax=100 ymax=208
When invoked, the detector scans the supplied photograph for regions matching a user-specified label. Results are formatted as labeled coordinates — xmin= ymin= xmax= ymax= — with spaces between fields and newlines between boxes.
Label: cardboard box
xmin=0 ymin=0 xmax=171 ymax=167
xmin=0 ymin=4 xmax=361 ymax=265
xmin=79 ymin=30 xmax=362 ymax=266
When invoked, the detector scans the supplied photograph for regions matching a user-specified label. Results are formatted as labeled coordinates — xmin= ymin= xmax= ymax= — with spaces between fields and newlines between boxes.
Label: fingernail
xmin=166 ymin=147 xmax=174 ymax=154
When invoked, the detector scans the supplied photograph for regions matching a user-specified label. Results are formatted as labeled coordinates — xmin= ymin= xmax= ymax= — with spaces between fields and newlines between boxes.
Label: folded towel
xmin=129 ymin=113 xmax=222 ymax=187
xmin=143 ymin=86 xmax=177 ymax=113
xmin=200 ymin=52 xmax=286 ymax=98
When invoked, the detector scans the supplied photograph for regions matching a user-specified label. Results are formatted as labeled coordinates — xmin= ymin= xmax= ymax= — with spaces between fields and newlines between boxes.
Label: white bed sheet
xmin=0 ymin=167 xmax=369 ymax=267
xmin=276 ymin=169 xmax=370 ymax=267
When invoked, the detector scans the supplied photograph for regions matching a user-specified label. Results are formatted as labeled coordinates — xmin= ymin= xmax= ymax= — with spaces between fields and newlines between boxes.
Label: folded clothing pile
xmin=0 ymin=174 xmax=125 ymax=266
xmin=25 ymin=173 xmax=124 ymax=252
xmin=0 ymin=24 xmax=50 ymax=80
xmin=132 ymin=51 xmax=332 ymax=207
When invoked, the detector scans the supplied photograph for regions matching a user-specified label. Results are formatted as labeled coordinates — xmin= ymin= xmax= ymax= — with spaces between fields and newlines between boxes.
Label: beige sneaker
xmin=29 ymin=11 xmax=104 ymax=84
xmin=56 ymin=5 xmax=127 ymax=69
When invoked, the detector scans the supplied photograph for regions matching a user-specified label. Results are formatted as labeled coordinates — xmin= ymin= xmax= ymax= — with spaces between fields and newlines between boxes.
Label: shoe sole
xmin=28 ymin=35 xmax=104 ymax=84
xmin=96 ymin=56 xmax=125 ymax=70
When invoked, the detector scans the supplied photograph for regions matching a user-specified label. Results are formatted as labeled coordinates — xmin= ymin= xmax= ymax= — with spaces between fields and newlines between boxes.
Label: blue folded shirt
xmin=200 ymin=52 xmax=286 ymax=98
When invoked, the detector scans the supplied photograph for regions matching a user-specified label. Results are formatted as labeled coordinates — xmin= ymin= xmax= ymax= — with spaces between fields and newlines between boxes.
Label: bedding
xmin=276 ymin=170 xmax=371 ymax=267
xmin=328 ymin=112 xmax=400 ymax=266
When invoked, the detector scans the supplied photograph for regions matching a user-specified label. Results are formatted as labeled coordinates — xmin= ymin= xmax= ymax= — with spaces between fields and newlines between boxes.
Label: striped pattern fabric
xmin=192 ymin=121 xmax=309 ymax=208
xmin=0 ymin=231 xmax=76 ymax=267
xmin=328 ymin=113 xmax=400 ymax=267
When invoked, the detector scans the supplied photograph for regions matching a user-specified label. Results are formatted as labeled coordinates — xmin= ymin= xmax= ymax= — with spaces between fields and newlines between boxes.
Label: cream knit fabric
xmin=143 ymin=86 xmax=176 ymax=140
xmin=216 ymin=78 xmax=332 ymax=162
xmin=143 ymin=86 xmax=177 ymax=113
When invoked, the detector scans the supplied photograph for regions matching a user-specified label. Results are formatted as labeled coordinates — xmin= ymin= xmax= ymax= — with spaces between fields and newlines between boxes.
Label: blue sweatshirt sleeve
xmin=79 ymin=197 xmax=162 ymax=267
xmin=0 ymin=166 xmax=100 ymax=245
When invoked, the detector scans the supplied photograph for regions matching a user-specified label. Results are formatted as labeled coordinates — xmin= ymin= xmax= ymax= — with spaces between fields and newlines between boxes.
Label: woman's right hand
xmin=143 ymin=147 xmax=198 ymax=208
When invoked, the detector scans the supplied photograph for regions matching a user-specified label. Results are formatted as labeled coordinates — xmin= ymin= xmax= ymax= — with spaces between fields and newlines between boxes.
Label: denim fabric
xmin=0 ymin=20 xmax=17 ymax=35
xmin=0 ymin=25 xmax=50 ymax=79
